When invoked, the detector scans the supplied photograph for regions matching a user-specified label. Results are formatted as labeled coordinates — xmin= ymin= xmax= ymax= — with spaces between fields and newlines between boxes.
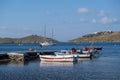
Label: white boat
xmin=39 ymin=52 xmax=78 ymax=62
xmin=60 ymin=49 xmax=91 ymax=58
xmin=40 ymin=25 xmax=55 ymax=46
xmin=78 ymin=54 xmax=91 ymax=58
xmin=77 ymin=48 xmax=99 ymax=54
xmin=40 ymin=41 xmax=54 ymax=46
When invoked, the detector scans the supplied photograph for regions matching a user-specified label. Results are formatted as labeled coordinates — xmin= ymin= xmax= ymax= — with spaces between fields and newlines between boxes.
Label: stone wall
xmin=7 ymin=53 xmax=25 ymax=61
xmin=0 ymin=51 xmax=44 ymax=62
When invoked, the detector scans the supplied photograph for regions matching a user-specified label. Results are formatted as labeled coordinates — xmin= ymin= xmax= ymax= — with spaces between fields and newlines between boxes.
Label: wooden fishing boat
xmin=39 ymin=52 xmax=78 ymax=62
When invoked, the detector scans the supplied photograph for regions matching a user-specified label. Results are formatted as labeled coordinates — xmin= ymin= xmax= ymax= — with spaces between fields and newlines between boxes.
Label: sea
xmin=0 ymin=42 xmax=120 ymax=80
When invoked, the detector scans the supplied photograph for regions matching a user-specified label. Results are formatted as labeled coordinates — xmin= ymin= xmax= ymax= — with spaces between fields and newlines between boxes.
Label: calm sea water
xmin=0 ymin=42 xmax=120 ymax=80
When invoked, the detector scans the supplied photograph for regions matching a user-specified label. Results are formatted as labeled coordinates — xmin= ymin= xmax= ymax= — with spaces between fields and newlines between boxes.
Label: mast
xmin=44 ymin=24 xmax=46 ymax=39
xmin=43 ymin=24 xmax=47 ymax=42
xmin=52 ymin=28 xmax=54 ymax=40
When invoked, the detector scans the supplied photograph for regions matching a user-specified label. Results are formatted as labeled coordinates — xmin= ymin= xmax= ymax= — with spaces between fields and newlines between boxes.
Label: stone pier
xmin=0 ymin=51 xmax=53 ymax=63
xmin=7 ymin=52 xmax=25 ymax=61
xmin=0 ymin=51 xmax=39 ymax=62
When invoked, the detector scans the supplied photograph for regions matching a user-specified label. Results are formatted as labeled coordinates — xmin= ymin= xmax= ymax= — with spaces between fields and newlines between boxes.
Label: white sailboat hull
xmin=40 ymin=41 xmax=55 ymax=46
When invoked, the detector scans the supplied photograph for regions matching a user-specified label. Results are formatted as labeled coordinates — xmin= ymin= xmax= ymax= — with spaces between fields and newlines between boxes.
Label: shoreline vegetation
xmin=0 ymin=31 xmax=120 ymax=43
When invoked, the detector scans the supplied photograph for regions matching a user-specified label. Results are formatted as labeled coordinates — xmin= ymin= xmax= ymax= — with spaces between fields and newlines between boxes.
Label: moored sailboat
xmin=40 ymin=25 xmax=55 ymax=46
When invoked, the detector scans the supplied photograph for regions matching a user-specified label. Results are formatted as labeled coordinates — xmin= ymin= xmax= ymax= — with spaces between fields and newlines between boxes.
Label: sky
xmin=0 ymin=0 xmax=120 ymax=41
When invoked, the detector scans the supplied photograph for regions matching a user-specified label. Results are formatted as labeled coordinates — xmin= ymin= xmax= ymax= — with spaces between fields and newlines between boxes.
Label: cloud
xmin=91 ymin=17 xmax=119 ymax=25
xmin=77 ymin=7 xmax=119 ymax=25
xmin=100 ymin=17 xmax=118 ymax=24
xmin=78 ymin=8 xmax=89 ymax=13
xmin=92 ymin=19 xmax=97 ymax=23
xmin=77 ymin=8 xmax=108 ymax=17
xmin=97 ymin=10 xmax=107 ymax=17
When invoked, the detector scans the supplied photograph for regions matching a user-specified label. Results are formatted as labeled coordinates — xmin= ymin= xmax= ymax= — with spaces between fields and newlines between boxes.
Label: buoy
xmin=29 ymin=48 xmax=34 ymax=51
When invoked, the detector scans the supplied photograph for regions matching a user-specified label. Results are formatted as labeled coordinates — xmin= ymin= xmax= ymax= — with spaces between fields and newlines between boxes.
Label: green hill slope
xmin=0 ymin=35 xmax=58 ymax=43
xmin=70 ymin=31 xmax=120 ymax=42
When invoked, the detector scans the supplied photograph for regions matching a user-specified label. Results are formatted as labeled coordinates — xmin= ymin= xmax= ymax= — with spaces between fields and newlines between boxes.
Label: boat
xmin=39 ymin=51 xmax=78 ymax=62
xmin=40 ymin=41 xmax=54 ymax=46
xmin=78 ymin=54 xmax=91 ymax=58
xmin=60 ymin=49 xmax=92 ymax=58
xmin=40 ymin=25 xmax=55 ymax=46
xmin=94 ymin=47 xmax=102 ymax=50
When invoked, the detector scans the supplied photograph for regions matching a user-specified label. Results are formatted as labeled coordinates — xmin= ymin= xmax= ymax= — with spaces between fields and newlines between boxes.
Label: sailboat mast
xmin=52 ymin=28 xmax=53 ymax=39
xmin=44 ymin=24 xmax=46 ymax=39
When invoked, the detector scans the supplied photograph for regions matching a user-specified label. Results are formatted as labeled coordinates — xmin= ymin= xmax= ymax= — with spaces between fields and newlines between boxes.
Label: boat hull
xmin=78 ymin=54 xmax=91 ymax=58
xmin=39 ymin=55 xmax=78 ymax=62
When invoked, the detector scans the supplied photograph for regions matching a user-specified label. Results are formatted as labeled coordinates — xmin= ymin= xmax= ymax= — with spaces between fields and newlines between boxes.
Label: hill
xmin=70 ymin=31 xmax=120 ymax=42
xmin=0 ymin=35 xmax=58 ymax=43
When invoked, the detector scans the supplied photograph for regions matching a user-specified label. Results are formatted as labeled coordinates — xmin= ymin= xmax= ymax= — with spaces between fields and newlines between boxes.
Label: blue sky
xmin=0 ymin=0 xmax=120 ymax=41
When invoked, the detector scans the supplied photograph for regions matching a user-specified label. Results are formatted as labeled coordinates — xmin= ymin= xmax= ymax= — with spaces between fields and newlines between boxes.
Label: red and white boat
xmin=39 ymin=52 xmax=78 ymax=62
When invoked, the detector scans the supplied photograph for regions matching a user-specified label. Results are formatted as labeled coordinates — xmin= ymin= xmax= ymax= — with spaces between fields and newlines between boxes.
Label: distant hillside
xmin=70 ymin=31 xmax=120 ymax=42
xmin=0 ymin=35 xmax=58 ymax=43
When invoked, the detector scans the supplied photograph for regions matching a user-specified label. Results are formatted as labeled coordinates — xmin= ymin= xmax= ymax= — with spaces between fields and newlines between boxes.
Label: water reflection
xmin=80 ymin=58 xmax=91 ymax=61
xmin=39 ymin=61 xmax=76 ymax=67
xmin=8 ymin=60 xmax=28 ymax=65
xmin=0 ymin=60 xmax=28 ymax=66
xmin=0 ymin=58 xmax=93 ymax=67
xmin=39 ymin=58 xmax=92 ymax=67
